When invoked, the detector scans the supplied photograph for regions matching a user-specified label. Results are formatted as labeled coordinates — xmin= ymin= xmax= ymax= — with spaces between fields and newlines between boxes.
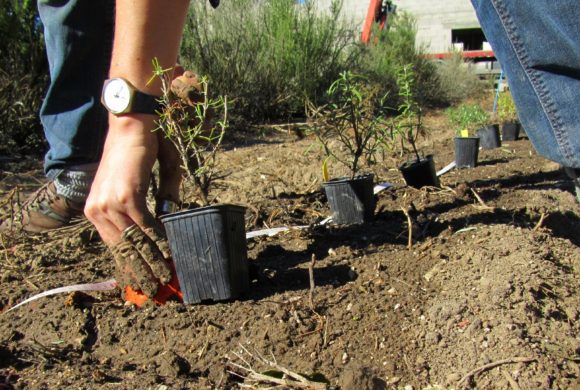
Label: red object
xmin=426 ymin=50 xmax=496 ymax=60
xmin=362 ymin=0 xmax=389 ymax=44
xmin=124 ymin=264 xmax=183 ymax=307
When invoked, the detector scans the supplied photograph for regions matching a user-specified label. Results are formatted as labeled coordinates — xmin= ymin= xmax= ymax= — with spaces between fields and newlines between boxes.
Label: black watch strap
xmin=132 ymin=90 xmax=163 ymax=115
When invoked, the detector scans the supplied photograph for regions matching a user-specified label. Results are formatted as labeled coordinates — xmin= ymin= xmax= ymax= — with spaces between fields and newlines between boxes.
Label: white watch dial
xmin=103 ymin=78 xmax=132 ymax=114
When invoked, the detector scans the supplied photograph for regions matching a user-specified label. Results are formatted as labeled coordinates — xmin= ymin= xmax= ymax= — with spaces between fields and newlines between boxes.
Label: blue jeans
xmin=37 ymin=0 xmax=114 ymax=177
xmin=471 ymin=0 xmax=580 ymax=169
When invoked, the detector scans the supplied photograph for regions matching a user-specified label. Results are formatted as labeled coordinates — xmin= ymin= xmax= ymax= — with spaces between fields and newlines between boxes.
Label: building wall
xmin=316 ymin=0 xmax=482 ymax=54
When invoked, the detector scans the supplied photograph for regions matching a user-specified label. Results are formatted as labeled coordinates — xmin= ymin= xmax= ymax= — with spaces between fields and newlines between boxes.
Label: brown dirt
xmin=0 ymin=110 xmax=578 ymax=389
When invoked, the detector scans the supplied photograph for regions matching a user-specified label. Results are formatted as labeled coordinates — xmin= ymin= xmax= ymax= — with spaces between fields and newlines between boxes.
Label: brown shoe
xmin=0 ymin=181 xmax=85 ymax=233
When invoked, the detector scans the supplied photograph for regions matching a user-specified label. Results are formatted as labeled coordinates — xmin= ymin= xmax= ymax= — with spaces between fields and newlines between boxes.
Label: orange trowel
xmin=124 ymin=263 xmax=183 ymax=307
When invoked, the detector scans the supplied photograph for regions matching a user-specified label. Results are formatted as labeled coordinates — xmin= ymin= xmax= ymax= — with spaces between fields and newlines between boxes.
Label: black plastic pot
xmin=477 ymin=124 xmax=501 ymax=149
xmin=501 ymin=121 xmax=520 ymax=141
xmin=322 ymin=174 xmax=375 ymax=225
xmin=160 ymin=204 xmax=249 ymax=304
xmin=399 ymin=155 xmax=440 ymax=189
xmin=454 ymin=137 xmax=480 ymax=168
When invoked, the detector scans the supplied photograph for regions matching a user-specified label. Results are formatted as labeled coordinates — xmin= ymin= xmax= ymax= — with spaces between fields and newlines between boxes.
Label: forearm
xmin=110 ymin=0 xmax=190 ymax=96
xmin=102 ymin=0 xmax=190 ymax=186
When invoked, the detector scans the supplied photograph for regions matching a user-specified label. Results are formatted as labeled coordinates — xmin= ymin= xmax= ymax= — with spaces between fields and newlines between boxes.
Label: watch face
xmin=102 ymin=78 xmax=132 ymax=114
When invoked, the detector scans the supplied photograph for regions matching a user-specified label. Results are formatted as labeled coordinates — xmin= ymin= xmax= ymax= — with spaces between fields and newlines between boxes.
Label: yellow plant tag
xmin=322 ymin=157 xmax=330 ymax=182
xmin=460 ymin=128 xmax=469 ymax=138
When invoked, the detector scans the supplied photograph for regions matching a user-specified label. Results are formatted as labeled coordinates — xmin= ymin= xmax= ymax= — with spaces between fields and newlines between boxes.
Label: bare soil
xmin=0 ymin=110 xmax=578 ymax=389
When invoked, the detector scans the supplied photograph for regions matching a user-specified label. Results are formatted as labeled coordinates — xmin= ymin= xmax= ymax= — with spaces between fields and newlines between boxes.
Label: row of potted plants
xmin=308 ymin=67 xmax=441 ymax=225
xmin=447 ymin=89 xmax=523 ymax=168
xmin=142 ymin=63 xmax=524 ymax=307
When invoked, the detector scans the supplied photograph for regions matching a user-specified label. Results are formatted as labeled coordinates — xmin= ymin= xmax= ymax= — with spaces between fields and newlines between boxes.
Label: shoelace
xmin=21 ymin=182 xmax=57 ymax=212
xmin=8 ymin=183 xmax=61 ymax=227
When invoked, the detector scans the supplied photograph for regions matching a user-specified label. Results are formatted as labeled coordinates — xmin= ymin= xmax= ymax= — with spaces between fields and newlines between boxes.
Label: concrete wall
xmin=316 ymin=0 xmax=482 ymax=53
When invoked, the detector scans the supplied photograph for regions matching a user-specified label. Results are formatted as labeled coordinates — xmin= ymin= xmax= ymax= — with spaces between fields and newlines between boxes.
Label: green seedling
xmin=153 ymin=59 xmax=228 ymax=206
xmin=446 ymin=103 xmax=489 ymax=137
xmin=309 ymin=71 xmax=390 ymax=179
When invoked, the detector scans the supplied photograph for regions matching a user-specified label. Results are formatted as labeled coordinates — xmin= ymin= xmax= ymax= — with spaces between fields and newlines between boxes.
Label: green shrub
xmin=356 ymin=12 xmax=439 ymax=108
xmin=388 ymin=65 xmax=424 ymax=161
xmin=180 ymin=0 xmax=358 ymax=122
xmin=0 ymin=0 xmax=47 ymax=155
xmin=446 ymin=103 xmax=489 ymax=136
xmin=309 ymin=71 xmax=390 ymax=179
xmin=434 ymin=51 xmax=485 ymax=104
xmin=496 ymin=89 xmax=518 ymax=124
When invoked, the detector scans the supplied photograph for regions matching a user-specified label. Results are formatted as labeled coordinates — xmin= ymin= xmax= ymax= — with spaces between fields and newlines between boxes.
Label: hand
xmin=90 ymin=0 xmax=190 ymax=296
xmin=171 ymin=70 xmax=203 ymax=105
xmin=85 ymin=115 xmax=172 ymax=296
xmin=111 ymin=225 xmax=172 ymax=296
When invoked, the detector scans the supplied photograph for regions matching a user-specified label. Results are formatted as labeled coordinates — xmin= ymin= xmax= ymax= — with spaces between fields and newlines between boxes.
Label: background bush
xmin=0 ymin=0 xmax=47 ymax=155
xmin=180 ymin=0 xmax=359 ymax=123
xmin=433 ymin=51 xmax=486 ymax=104
xmin=0 ymin=0 xmax=487 ymax=155
xmin=355 ymin=12 xmax=440 ymax=109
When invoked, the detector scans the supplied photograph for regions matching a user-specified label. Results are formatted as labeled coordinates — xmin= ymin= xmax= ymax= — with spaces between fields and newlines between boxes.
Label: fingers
xmin=122 ymin=225 xmax=172 ymax=284
xmin=110 ymin=223 xmax=175 ymax=297
xmin=111 ymin=240 xmax=159 ymax=297
xmin=171 ymin=70 xmax=203 ymax=105
xmin=142 ymin=226 xmax=172 ymax=259
xmin=85 ymin=112 xmax=173 ymax=297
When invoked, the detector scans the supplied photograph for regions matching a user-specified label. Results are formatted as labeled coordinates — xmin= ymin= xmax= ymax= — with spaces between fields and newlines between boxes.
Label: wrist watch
xmin=101 ymin=78 xmax=162 ymax=115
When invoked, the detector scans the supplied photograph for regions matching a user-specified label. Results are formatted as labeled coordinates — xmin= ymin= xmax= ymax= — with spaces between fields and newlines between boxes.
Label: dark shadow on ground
xmin=474 ymin=157 xmax=511 ymax=167
xmin=425 ymin=207 xmax=579 ymax=247
xmin=246 ymin=208 xmax=408 ymax=300
xmin=470 ymin=168 xmax=572 ymax=192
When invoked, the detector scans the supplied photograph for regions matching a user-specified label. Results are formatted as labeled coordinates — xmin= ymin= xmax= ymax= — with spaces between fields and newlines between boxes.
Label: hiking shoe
xmin=0 ymin=181 xmax=85 ymax=233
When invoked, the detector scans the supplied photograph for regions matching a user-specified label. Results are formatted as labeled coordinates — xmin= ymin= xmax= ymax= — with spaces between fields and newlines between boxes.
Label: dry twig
xmin=470 ymin=188 xmax=494 ymax=210
xmin=308 ymin=254 xmax=316 ymax=310
xmin=457 ymin=356 xmax=536 ymax=387
xmin=228 ymin=344 xmax=327 ymax=389
xmin=533 ymin=212 xmax=547 ymax=231
xmin=501 ymin=370 xmax=522 ymax=390
xmin=400 ymin=207 xmax=413 ymax=249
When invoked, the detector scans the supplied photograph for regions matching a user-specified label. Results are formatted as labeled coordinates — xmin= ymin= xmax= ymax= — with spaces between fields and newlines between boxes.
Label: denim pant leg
xmin=38 ymin=0 xmax=114 ymax=177
xmin=471 ymin=0 xmax=580 ymax=169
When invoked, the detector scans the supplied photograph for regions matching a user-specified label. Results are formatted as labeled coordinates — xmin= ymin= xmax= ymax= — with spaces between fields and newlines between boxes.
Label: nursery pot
xmin=398 ymin=154 xmax=440 ymax=189
xmin=160 ymin=204 xmax=249 ymax=304
xmin=477 ymin=124 xmax=501 ymax=149
xmin=454 ymin=137 xmax=480 ymax=168
xmin=322 ymin=174 xmax=375 ymax=225
xmin=501 ymin=121 xmax=520 ymax=141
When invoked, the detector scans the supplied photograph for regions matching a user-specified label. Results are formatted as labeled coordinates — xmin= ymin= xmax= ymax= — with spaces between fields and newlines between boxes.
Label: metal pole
xmin=493 ymin=69 xmax=504 ymax=113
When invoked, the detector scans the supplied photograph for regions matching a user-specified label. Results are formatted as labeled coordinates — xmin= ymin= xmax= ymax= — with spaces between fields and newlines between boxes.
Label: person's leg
xmin=471 ymin=0 xmax=580 ymax=172
xmin=38 ymin=0 xmax=114 ymax=201
xmin=2 ymin=0 xmax=114 ymax=232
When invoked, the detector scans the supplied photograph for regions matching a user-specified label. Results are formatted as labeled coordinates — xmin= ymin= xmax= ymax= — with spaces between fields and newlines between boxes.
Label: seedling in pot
xmin=392 ymin=65 xmax=439 ymax=188
xmin=496 ymin=89 xmax=521 ymax=141
xmin=145 ymin=60 xmax=249 ymax=305
xmin=307 ymin=71 xmax=389 ymax=224
xmin=154 ymin=59 xmax=228 ymax=206
xmin=446 ymin=103 xmax=490 ymax=167
xmin=446 ymin=103 xmax=489 ymax=138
